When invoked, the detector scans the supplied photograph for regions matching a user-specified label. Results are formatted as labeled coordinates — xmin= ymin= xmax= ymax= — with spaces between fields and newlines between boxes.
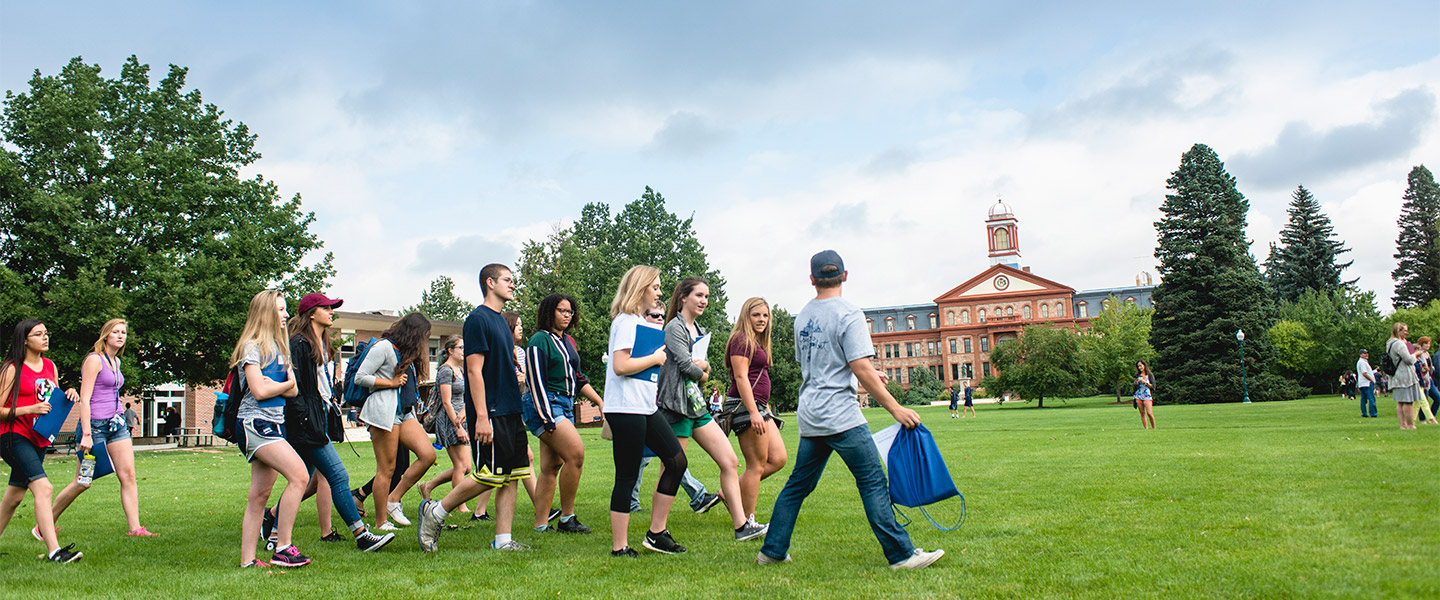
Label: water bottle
xmin=78 ymin=453 xmax=96 ymax=486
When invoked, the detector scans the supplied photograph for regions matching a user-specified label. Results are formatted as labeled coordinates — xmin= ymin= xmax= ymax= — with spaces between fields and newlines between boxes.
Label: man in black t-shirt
xmin=417 ymin=263 xmax=533 ymax=552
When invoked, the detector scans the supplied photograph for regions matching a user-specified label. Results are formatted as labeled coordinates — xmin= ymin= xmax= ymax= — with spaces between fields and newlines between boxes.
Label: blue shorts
xmin=1 ymin=433 xmax=47 ymax=487
xmin=521 ymin=393 xmax=574 ymax=438
xmin=87 ymin=414 xmax=131 ymax=444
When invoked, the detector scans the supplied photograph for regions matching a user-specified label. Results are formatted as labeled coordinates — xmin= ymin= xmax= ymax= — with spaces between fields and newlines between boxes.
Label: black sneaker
xmin=45 ymin=544 xmax=83 ymax=564
xmin=320 ymin=531 xmax=346 ymax=543
xmin=557 ymin=515 xmax=592 ymax=534
xmin=271 ymin=545 xmax=311 ymax=567
xmin=356 ymin=529 xmax=395 ymax=552
xmin=642 ymin=529 xmax=687 ymax=554
xmin=471 ymin=512 xmax=493 ymax=522
xmin=261 ymin=506 xmax=278 ymax=550
xmin=610 ymin=546 xmax=639 ymax=558
xmin=548 ymin=508 xmax=561 ymax=522
xmin=734 ymin=519 xmax=768 ymax=541
xmin=693 ymin=493 xmax=722 ymax=514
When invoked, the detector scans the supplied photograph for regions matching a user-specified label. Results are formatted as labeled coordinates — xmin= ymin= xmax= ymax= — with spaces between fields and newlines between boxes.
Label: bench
xmin=176 ymin=427 xmax=216 ymax=447
xmin=45 ymin=432 xmax=77 ymax=455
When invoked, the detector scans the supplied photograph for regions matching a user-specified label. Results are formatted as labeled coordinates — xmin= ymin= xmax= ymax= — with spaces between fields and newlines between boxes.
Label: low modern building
xmin=859 ymin=201 xmax=1154 ymax=403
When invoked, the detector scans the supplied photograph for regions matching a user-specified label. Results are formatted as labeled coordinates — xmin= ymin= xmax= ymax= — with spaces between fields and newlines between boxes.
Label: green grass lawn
xmin=2 ymin=395 xmax=1436 ymax=599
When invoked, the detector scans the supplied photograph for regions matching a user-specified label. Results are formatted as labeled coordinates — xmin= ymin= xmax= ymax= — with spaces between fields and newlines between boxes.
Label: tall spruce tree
xmin=1392 ymin=165 xmax=1440 ymax=309
xmin=1268 ymin=185 xmax=1355 ymax=303
xmin=1151 ymin=144 xmax=1304 ymax=403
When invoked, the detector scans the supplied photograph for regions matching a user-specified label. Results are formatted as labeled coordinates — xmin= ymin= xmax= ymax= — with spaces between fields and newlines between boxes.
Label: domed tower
xmin=987 ymin=199 xmax=1021 ymax=268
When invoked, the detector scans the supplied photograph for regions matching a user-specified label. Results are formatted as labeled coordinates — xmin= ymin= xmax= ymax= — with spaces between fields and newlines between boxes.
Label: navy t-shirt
xmin=462 ymin=305 xmax=522 ymax=419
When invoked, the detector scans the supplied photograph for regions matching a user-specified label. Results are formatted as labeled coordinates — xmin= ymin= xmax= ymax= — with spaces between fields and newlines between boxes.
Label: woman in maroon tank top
xmin=0 ymin=319 xmax=84 ymax=563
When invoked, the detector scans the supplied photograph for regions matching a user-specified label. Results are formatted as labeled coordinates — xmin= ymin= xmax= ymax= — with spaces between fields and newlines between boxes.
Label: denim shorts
xmin=1 ymin=433 xmax=47 ymax=487
xmin=394 ymin=406 xmax=416 ymax=426
xmin=88 ymin=414 xmax=131 ymax=444
xmin=521 ymin=393 xmax=575 ymax=438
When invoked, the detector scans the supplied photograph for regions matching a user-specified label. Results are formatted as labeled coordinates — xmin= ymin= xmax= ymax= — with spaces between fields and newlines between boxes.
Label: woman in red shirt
xmin=0 ymin=319 xmax=83 ymax=562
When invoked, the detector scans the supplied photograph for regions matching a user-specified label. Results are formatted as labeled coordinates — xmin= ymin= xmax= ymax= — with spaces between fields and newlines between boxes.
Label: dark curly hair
xmin=382 ymin=312 xmax=432 ymax=380
xmin=536 ymin=294 xmax=579 ymax=334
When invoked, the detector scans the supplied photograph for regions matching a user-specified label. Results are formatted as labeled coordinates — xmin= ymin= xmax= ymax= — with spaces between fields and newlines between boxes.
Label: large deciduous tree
xmin=403 ymin=275 xmax=475 ymax=323
xmin=1083 ymin=297 xmax=1155 ymax=402
xmin=980 ymin=325 xmax=1092 ymax=408
xmin=1267 ymin=289 xmax=1385 ymax=393
xmin=0 ymin=56 xmax=329 ymax=389
xmin=514 ymin=188 xmax=729 ymax=393
xmin=1150 ymin=144 xmax=1303 ymax=403
xmin=1393 ymin=165 xmax=1440 ymax=309
xmin=1266 ymin=185 xmax=1355 ymax=303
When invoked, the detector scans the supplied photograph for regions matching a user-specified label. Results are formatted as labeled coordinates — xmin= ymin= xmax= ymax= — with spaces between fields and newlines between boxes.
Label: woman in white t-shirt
xmin=604 ymin=265 xmax=688 ymax=557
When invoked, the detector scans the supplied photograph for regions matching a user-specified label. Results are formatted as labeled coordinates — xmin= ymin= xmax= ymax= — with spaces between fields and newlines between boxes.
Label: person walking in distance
xmin=757 ymin=250 xmax=943 ymax=570
xmin=962 ymin=385 xmax=976 ymax=418
xmin=416 ymin=264 xmax=534 ymax=552
xmin=1134 ymin=360 xmax=1156 ymax=430
xmin=1356 ymin=349 xmax=1377 ymax=418
xmin=419 ymin=336 xmax=476 ymax=515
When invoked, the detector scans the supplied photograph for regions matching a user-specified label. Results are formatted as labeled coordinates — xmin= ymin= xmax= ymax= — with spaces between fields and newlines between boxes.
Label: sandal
xmin=127 ymin=527 xmax=159 ymax=537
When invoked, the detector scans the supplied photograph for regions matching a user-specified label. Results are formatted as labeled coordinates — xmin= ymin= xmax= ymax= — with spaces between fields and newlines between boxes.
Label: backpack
xmin=341 ymin=337 xmax=381 ymax=408
xmin=1380 ymin=340 xmax=1400 ymax=377
xmin=213 ymin=365 xmax=248 ymax=445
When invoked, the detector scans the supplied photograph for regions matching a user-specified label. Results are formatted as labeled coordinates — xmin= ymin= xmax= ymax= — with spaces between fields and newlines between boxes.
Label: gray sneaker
xmin=492 ymin=540 xmax=531 ymax=551
xmin=416 ymin=500 xmax=443 ymax=552
xmin=756 ymin=551 xmax=791 ymax=565
xmin=735 ymin=519 xmax=768 ymax=541
xmin=890 ymin=548 xmax=945 ymax=570
xmin=693 ymin=493 xmax=722 ymax=514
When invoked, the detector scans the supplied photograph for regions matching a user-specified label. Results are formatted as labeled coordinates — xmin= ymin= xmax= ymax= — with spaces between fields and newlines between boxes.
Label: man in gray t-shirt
xmin=757 ymin=250 xmax=944 ymax=571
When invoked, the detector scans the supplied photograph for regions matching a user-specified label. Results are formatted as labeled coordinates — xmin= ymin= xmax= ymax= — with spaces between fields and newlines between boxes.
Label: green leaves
xmin=981 ymin=325 xmax=1092 ymax=408
xmin=402 ymin=275 xmax=475 ymax=323
xmin=0 ymin=56 xmax=327 ymax=389
xmin=1392 ymin=165 xmax=1440 ymax=309
xmin=1267 ymin=185 xmax=1355 ymax=303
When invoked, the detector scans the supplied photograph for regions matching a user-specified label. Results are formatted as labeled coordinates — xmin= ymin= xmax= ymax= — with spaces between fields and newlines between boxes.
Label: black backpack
xmin=1379 ymin=340 xmax=1400 ymax=377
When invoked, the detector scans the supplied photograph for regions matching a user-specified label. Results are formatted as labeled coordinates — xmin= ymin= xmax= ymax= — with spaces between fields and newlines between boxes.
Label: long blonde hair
xmin=727 ymin=297 xmax=772 ymax=367
xmin=610 ymin=265 xmax=661 ymax=319
xmin=91 ymin=318 xmax=128 ymax=357
xmin=230 ymin=290 xmax=289 ymax=368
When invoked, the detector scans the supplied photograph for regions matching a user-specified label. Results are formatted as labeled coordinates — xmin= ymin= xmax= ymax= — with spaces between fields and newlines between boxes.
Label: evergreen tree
xmin=402 ymin=275 xmax=475 ymax=322
xmin=1392 ymin=165 xmax=1440 ymax=309
xmin=1268 ymin=186 xmax=1355 ymax=303
xmin=1150 ymin=144 xmax=1304 ymax=403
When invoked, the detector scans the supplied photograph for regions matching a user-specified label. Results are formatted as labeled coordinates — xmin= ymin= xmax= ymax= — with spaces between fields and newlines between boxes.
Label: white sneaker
xmin=378 ymin=521 xmax=403 ymax=532
xmin=890 ymin=548 xmax=945 ymax=570
xmin=387 ymin=502 xmax=411 ymax=527
xmin=756 ymin=551 xmax=792 ymax=565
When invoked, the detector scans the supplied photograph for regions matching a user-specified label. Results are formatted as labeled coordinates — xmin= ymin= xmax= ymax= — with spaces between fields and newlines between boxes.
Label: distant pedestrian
xmin=1134 ymin=360 xmax=1156 ymax=429
xmin=1412 ymin=336 xmax=1439 ymax=425
xmin=963 ymin=385 xmax=976 ymax=418
xmin=948 ymin=387 xmax=959 ymax=418
xmin=1356 ymin=349 xmax=1377 ymax=418
xmin=123 ymin=403 xmax=138 ymax=437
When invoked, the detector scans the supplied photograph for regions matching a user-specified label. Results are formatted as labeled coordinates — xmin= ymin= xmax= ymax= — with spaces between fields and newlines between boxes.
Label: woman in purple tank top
xmin=50 ymin=319 xmax=156 ymax=536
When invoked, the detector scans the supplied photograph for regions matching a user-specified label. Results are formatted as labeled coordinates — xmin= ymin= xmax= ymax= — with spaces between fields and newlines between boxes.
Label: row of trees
xmin=975 ymin=301 xmax=1154 ymax=407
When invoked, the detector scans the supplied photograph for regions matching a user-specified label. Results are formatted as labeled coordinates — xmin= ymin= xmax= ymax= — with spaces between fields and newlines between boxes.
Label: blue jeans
xmin=761 ymin=424 xmax=915 ymax=566
xmin=1359 ymin=386 xmax=1377 ymax=417
xmin=294 ymin=443 xmax=362 ymax=530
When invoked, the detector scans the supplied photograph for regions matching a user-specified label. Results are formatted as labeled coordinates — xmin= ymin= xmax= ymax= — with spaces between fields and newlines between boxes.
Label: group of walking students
xmin=0 ymin=251 xmax=945 ymax=570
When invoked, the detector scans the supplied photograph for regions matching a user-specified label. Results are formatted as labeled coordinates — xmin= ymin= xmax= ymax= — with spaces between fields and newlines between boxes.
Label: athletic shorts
xmin=1 ymin=433 xmax=47 ymax=487
xmin=242 ymin=418 xmax=287 ymax=463
xmin=521 ymin=393 xmax=575 ymax=438
xmin=669 ymin=411 xmax=714 ymax=438
xmin=471 ymin=414 xmax=532 ymax=488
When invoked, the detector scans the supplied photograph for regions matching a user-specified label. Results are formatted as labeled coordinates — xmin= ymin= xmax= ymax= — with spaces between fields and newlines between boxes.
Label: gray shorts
xmin=242 ymin=418 xmax=287 ymax=462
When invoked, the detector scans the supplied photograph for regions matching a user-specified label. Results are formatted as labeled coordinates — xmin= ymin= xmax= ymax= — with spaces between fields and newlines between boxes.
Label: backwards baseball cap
xmin=1359 ymin=348 xmax=1369 ymax=355
xmin=810 ymin=249 xmax=846 ymax=279
xmin=298 ymin=293 xmax=344 ymax=315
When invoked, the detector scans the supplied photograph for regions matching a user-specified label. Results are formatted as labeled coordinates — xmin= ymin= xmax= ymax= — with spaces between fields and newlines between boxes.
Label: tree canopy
xmin=980 ymin=325 xmax=1092 ymax=408
xmin=514 ymin=188 xmax=730 ymax=393
xmin=1084 ymin=297 xmax=1155 ymax=401
xmin=1392 ymin=165 xmax=1440 ymax=309
xmin=403 ymin=275 xmax=475 ymax=323
xmin=1150 ymin=144 xmax=1303 ymax=403
xmin=1267 ymin=289 xmax=1384 ymax=393
xmin=0 ymin=56 xmax=328 ymax=389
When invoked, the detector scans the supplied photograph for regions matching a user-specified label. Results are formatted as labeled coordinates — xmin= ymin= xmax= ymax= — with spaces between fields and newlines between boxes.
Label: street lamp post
xmin=1236 ymin=329 xmax=1251 ymax=404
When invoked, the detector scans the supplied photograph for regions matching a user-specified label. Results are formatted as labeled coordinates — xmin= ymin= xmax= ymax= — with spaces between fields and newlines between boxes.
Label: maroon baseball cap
xmin=298 ymin=293 xmax=344 ymax=314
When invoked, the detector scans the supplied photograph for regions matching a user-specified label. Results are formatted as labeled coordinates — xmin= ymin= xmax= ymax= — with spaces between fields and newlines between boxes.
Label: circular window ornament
xmin=994 ymin=275 xmax=1010 ymax=290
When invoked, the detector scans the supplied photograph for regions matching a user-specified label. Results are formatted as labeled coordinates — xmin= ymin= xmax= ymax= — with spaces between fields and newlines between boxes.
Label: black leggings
xmin=358 ymin=445 xmax=411 ymax=497
xmin=608 ymin=412 xmax=687 ymax=513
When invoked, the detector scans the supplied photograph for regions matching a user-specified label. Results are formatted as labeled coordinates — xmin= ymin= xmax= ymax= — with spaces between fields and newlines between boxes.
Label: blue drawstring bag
xmin=881 ymin=424 xmax=965 ymax=531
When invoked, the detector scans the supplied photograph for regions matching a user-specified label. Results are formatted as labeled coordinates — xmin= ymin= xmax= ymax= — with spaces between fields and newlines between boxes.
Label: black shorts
xmin=471 ymin=414 xmax=532 ymax=488
xmin=1 ymin=433 xmax=48 ymax=488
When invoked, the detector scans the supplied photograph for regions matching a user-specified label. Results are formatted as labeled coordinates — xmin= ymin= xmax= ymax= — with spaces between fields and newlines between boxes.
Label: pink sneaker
xmin=271 ymin=545 xmax=311 ymax=567
xmin=127 ymin=527 xmax=159 ymax=537
xmin=31 ymin=525 xmax=61 ymax=541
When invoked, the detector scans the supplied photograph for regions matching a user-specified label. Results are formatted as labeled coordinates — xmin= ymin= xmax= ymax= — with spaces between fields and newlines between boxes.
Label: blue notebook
xmin=627 ymin=323 xmax=665 ymax=382
xmin=31 ymin=388 xmax=74 ymax=445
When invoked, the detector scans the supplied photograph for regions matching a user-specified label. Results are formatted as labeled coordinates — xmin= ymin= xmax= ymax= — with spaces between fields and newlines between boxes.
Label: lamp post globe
xmin=1236 ymin=329 xmax=1250 ymax=404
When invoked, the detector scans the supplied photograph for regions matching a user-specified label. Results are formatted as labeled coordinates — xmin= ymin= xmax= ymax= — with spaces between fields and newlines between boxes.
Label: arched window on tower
xmin=1023 ymin=305 xmax=1032 ymax=320
xmin=885 ymin=316 xmax=895 ymax=332
xmin=1005 ymin=306 xmax=1013 ymax=317
xmin=906 ymin=315 xmax=916 ymax=331
xmin=994 ymin=228 xmax=1011 ymax=251
xmin=1041 ymin=304 xmax=1050 ymax=318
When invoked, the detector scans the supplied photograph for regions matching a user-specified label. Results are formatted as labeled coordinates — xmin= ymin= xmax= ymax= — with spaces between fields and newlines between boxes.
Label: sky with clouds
xmin=3 ymin=1 xmax=1437 ymax=316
